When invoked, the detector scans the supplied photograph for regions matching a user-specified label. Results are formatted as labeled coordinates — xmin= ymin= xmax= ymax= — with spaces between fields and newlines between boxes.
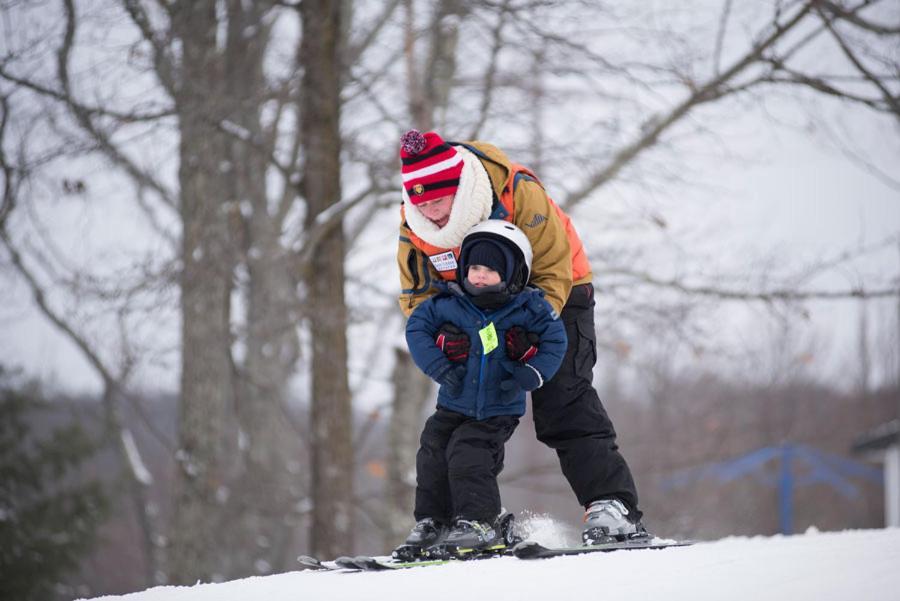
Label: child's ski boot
xmin=498 ymin=511 xmax=523 ymax=547
xmin=392 ymin=518 xmax=448 ymax=561
xmin=427 ymin=512 xmax=520 ymax=559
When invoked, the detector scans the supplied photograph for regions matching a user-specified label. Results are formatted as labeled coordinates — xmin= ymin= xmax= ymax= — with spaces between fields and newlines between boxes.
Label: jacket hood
xmin=452 ymin=141 xmax=513 ymax=201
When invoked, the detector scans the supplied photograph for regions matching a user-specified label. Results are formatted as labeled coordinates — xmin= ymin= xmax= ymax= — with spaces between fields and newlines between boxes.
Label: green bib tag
xmin=479 ymin=322 xmax=499 ymax=354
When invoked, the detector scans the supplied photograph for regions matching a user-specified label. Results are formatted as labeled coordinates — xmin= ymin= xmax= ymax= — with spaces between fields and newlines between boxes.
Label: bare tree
xmin=298 ymin=0 xmax=355 ymax=558
xmin=0 ymin=5 xmax=173 ymax=588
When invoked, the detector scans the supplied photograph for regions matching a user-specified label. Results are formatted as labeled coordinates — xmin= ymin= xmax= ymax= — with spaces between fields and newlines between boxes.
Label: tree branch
xmin=562 ymin=0 xmax=819 ymax=210
xmin=0 ymin=226 xmax=176 ymax=452
xmin=713 ymin=0 xmax=734 ymax=77
xmin=0 ymin=67 xmax=174 ymax=122
xmin=345 ymin=0 xmax=402 ymax=66
xmin=763 ymin=65 xmax=888 ymax=111
xmin=56 ymin=0 xmax=177 ymax=209
xmin=293 ymin=183 xmax=381 ymax=279
xmin=819 ymin=0 xmax=900 ymax=35
xmin=601 ymin=267 xmax=899 ymax=303
xmin=0 ymin=95 xmax=15 ymax=229
xmin=816 ymin=3 xmax=900 ymax=123
xmin=467 ymin=0 xmax=510 ymax=140
xmin=121 ymin=0 xmax=179 ymax=95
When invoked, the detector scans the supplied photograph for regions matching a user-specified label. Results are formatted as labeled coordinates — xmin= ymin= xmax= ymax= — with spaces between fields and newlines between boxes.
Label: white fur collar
xmin=403 ymin=146 xmax=493 ymax=249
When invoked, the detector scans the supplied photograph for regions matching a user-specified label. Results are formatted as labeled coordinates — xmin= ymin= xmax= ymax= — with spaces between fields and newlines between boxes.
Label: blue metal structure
xmin=661 ymin=443 xmax=883 ymax=534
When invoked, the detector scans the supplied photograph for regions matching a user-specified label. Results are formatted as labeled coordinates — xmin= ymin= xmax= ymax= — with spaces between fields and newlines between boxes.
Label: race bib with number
xmin=428 ymin=251 xmax=458 ymax=272
xmin=479 ymin=322 xmax=498 ymax=354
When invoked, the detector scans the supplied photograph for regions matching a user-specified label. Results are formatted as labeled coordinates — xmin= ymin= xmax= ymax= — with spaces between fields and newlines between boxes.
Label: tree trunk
xmin=386 ymin=348 xmax=433 ymax=547
xmin=858 ymin=300 xmax=870 ymax=402
xmin=235 ymin=177 xmax=300 ymax=575
xmin=168 ymin=1 xmax=238 ymax=584
xmin=300 ymin=0 xmax=354 ymax=558
xmin=221 ymin=2 xmax=299 ymax=577
xmin=403 ymin=0 xmax=466 ymax=130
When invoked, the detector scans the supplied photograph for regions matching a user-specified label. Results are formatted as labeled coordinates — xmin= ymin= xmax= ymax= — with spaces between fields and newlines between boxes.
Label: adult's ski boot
xmin=392 ymin=518 xmax=449 ymax=561
xmin=582 ymin=499 xmax=650 ymax=545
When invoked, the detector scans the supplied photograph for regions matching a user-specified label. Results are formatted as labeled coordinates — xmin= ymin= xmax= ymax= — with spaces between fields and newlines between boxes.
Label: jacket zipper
xmin=475 ymin=307 xmax=487 ymax=420
xmin=457 ymin=290 xmax=526 ymax=420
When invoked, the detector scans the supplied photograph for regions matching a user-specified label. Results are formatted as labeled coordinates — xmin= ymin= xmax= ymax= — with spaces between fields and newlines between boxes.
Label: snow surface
xmin=83 ymin=528 xmax=900 ymax=601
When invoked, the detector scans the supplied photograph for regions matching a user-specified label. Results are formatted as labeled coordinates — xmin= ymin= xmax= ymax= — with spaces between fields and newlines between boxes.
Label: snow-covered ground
xmin=84 ymin=528 xmax=900 ymax=601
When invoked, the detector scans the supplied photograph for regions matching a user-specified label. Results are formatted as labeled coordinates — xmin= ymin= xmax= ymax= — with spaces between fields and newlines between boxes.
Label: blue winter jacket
xmin=406 ymin=283 xmax=567 ymax=419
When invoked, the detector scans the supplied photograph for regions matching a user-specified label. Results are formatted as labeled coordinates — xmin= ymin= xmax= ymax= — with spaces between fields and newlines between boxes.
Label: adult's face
xmin=416 ymin=194 xmax=454 ymax=228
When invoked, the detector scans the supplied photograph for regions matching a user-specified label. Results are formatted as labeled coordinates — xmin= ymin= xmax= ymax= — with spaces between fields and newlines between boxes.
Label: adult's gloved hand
xmin=435 ymin=323 xmax=470 ymax=363
xmin=435 ymin=363 xmax=467 ymax=397
xmin=505 ymin=326 xmax=539 ymax=362
xmin=499 ymin=364 xmax=544 ymax=403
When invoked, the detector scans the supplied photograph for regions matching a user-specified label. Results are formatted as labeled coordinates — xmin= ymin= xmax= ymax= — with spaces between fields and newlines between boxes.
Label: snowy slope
xmin=84 ymin=528 xmax=900 ymax=601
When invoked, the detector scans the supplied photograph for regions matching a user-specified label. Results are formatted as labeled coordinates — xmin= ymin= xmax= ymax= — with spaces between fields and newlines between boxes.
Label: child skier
xmin=397 ymin=220 xmax=568 ymax=559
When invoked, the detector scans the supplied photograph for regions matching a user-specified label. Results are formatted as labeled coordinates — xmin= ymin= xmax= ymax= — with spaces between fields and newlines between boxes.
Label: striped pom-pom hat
xmin=400 ymin=130 xmax=464 ymax=205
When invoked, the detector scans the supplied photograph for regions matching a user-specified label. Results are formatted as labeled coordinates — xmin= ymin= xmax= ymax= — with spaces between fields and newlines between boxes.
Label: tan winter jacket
xmin=397 ymin=141 xmax=592 ymax=317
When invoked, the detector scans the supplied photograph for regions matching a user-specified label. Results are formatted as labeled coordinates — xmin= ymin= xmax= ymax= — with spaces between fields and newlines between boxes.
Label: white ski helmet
xmin=458 ymin=220 xmax=533 ymax=294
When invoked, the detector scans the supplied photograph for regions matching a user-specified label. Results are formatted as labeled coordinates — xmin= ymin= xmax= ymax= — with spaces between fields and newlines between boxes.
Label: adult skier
xmin=396 ymin=129 xmax=647 ymax=544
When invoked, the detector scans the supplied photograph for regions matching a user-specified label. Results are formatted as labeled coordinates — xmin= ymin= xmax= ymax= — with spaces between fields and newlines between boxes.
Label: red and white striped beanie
xmin=399 ymin=130 xmax=464 ymax=205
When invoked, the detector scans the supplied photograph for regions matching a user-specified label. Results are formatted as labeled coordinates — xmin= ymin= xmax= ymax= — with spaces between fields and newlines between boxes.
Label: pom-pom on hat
xmin=400 ymin=130 xmax=464 ymax=205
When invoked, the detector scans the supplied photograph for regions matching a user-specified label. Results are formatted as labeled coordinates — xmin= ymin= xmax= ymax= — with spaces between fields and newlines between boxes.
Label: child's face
xmin=467 ymin=264 xmax=501 ymax=287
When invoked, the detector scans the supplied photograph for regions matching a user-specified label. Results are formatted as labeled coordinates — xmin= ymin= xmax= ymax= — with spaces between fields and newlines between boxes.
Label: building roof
xmin=853 ymin=419 xmax=900 ymax=453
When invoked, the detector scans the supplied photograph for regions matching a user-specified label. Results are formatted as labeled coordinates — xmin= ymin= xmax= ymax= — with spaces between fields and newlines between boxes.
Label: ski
xmin=298 ymin=553 xmax=447 ymax=571
xmin=298 ymin=512 xmax=523 ymax=572
xmin=297 ymin=555 xmax=354 ymax=572
xmin=347 ymin=555 xmax=454 ymax=571
xmin=512 ymin=538 xmax=693 ymax=560
xmin=334 ymin=556 xmax=368 ymax=570
xmin=299 ymin=545 xmax=515 ymax=572
xmin=346 ymin=545 xmax=515 ymax=571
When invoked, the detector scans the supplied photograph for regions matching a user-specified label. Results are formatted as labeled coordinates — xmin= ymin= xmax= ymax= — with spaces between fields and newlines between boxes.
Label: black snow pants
xmin=530 ymin=283 xmax=641 ymax=518
xmin=413 ymin=407 xmax=519 ymax=524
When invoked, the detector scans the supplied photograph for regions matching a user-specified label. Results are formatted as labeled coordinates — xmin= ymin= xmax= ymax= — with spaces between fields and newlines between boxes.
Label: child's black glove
xmin=499 ymin=365 xmax=544 ymax=403
xmin=435 ymin=323 xmax=470 ymax=363
xmin=435 ymin=363 xmax=466 ymax=397
xmin=505 ymin=326 xmax=539 ymax=362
